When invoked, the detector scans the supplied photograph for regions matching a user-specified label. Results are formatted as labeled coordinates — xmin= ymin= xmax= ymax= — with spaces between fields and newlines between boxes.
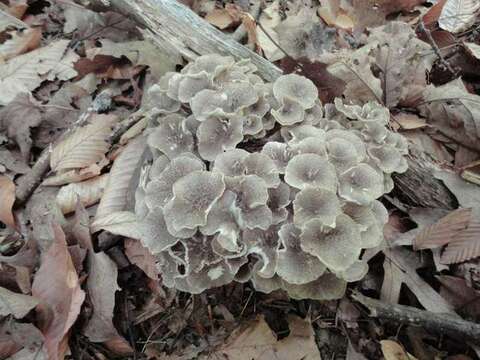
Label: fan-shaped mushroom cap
xmin=304 ymin=102 xmax=324 ymax=125
xmin=177 ymin=72 xmax=212 ymax=103
xmin=183 ymin=235 xmax=223 ymax=273
xmin=326 ymin=129 xmax=366 ymax=160
xmin=176 ymin=261 xmax=236 ymax=294
xmin=281 ymin=125 xmax=326 ymax=143
xmin=261 ymin=142 xmax=294 ymax=174
xmin=371 ymin=200 xmax=388 ymax=225
xmin=326 ymin=137 xmax=362 ymax=173
xmin=273 ymin=74 xmax=318 ymax=109
xmin=145 ymin=154 xmax=205 ymax=209
xmin=285 ymin=153 xmax=337 ymax=191
xmin=149 ymin=155 xmax=170 ymax=179
xmin=213 ymin=149 xmax=250 ymax=177
xmin=271 ymin=97 xmax=305 ymax=126
xmin=338 ymin=164 xmax=384 ymax=205
xmin=147 ymin=114 xmax=194 ymax=159
xmin=163 ymin=171 xmax=225 ymax=232
xmin=300 ymin=214 xmax=362 ymax=271
xmin=281 ymin=273 xmax=347 ymax=300
xmin=243 ymin=226 xmax=280 ymax=278
xmin=268 ymin=182 xmax=291 ymax=225
xmin=290 ymin=137 xmax=328 ymax=158
xmin=342 ymin=203 xmax=383 ymax=248
xmin=139 ymin=207 xmax=179 ymax=254
xmin=197 ymin=116 xmax=244 ymax=161
xmin=385 ymin=132 xmax=409 ymax=154
xmin=334 ymin=98 xmax=362 ymax=119
xmin=243 ymin=115 xmax=264 ymax=135
xmin=183 ymin=54 xmax=235 ymax=77
xmin=144 ymin=84 xmax=181 ymax=113
xmin=200 ymin=190 xmax=241 ymax=253
xmin=368 ymin=145 xmax=408 ymax=174
xmin=359 ymin=101 xmax=390 ymax=125
xmin=251 ymin=273 xmax=283 ymax=293
xmin=276 ymin=223 xmax=326 ymax=284
xmin=293 ymin=187 xmax=341 ymax=228
xmin=243 ymin=152 xmax=280 ymax=188
xmin=360 ymin=121 xmax=388 ymax=143
xmin=338 ymin=260 xmax=368 ymax=282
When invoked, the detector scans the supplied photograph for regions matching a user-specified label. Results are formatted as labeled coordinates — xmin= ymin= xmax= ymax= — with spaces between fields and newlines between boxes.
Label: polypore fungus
xmin=133 ymin=54 xmax=409 ymax=300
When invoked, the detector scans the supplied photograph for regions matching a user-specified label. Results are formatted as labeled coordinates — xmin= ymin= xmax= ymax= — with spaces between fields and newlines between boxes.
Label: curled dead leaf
xmin=0 ymin=175 xmax=16 ymax=229
xmin=56 ymin=174 xmax=109 ymax=214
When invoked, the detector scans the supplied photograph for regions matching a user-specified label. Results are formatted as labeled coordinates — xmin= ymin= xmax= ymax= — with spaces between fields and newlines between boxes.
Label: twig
xmin=351 ymin=291 xmax=480 ymax=344
xmin=231 ymin=1 xmax=262 ymax=42
xmin=417 ymin=21 xmax=457 ymax=76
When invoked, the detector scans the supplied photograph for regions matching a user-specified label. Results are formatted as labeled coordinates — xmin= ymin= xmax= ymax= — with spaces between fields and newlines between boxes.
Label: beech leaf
xmin=31 ymin=224 xmax=85 ymax=360
xmin=441 ymin=220 xmax=480 ymax=264
xmin=439 ymin=0 xmax=480 ymax=33
xmin=50 ymin=115 xmax=117 ymax=172
xmin=91 ymin=211 xmax=140 ymax=238
xmin=414 ymin=208 xmax=472 ymax=250
xmin=0 ymin=286 xmax=39 ymax=319
xmin=56 ymin=174 xmax=109 ymax=214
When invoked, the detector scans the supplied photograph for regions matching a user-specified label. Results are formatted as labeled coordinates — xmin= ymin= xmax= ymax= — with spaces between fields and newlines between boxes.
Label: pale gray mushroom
xmin=368 ymin=144 xmax=408 ymax=174
xmin=272 ymin=73 xmax=318 ymax=109
xmin=139 ymin=207 xmax=179 ymax=254
xmin=163 ymin=171 xmax=225 ymax=232
xmin=293 ymin=187 xmax=341 ymax=228
xmin=271 ymin=97 xmax=305 ymax=126
xmin=268 ymin=182 xmax=291 ymax=225
xmin=145 ymin=153 xmax=205 ymax=209
xmin=326 ymin=137 xmax=362 ymax=173
xmin=147 ymin=114 xmax=194 ymax=159
xmin=281 ymin=124 xmax=326 ymax=144
xmin=251 ymin=273 xmax=283 ymax=294
xmin=300 ymin=214 xmax=362 ymax=272
xmin=338 ymin=164 xmax=384 ymax=205
xmin=243 ymin=152 xmax=280 ymax=188
xmin=197 ymin=116 xmax=244 ymax=161
xmin=281 ymin=273 xmax=347 ymax=300
xmin=243 ymin=225 xmax=280 ymax=279
xmin=182 ymin=234 xmax=223 ymax=273
xmin=276 ymin=223 xmax=326 ymax=284
xmin=290 ymin=137 xmax=328 ymax=158
xmin=242 ymin=115 xmax=264 ymax=136
xmin=284 ymin=153 xmax=337 ymax=191
xmin=144 ymin=84 xmax=181 ymax=114
xmin=326 ymin=129 xmax=366 ymax=160
xmin=261 ymin=142 xmax=294 ymax=174
xmin=213 ymin=149 xmax=249 ymax=177
xmin=337 ymin=260 xmax=369 ymax=282
xmin=177 ymin=72 xmax=212 ymax=103
xmin=342 ymin=202 xmax=383 ymax=248
xmin=183 ymin=54 xmax=235 ymax=78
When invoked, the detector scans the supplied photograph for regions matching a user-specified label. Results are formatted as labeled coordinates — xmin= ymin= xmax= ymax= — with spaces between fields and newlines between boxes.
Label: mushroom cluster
xmin=136 ymin=55 xmax=408 ymax=300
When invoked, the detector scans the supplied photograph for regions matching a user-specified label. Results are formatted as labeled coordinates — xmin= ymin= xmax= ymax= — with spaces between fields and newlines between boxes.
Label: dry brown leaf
xmin=464 ymin=42 xmax=480 ymax=60
xmin=124 ymin=238 xmax=159 ymax=280
xmin=0 ymin=175 xmax=16 ymax=229
xmin=91 ymin=211 xmax=140 ymax=238
xmin=205 ymin=8 xmax=236 ymax=29
xmin=50 ymin=114 xmax=117 ymax=172
xmin=414 ymin=208 xmax=472 ymax=250
xmin=31 ymin=224 xmax=85 ymax=360
xmin=439 ymin=0 xmax=480 ymax=33
xmin=437 ymin=275 xmax=480 ymax=319
xmin=381 ymin=247 xmax=456 ymax=314
xmin=0 ymin=8 xmax=27 ymax=32
xmin=257 ymin=0 xmax=283 ymax=61
xmin=94 ymin=136 xmax=147 ymax=220
xmin=215 ymin=315 xmax=321 ymax=360
xmin=83 ymin=249 xmax=122 ymax=343
xmin=42 ymin=161 xmax=106 ymax=186
xmin=394 ymin=113 xmax=428 ymax=130
xmin=441 ymin=220 xmax=480 ymax=264
xmin=0 ymin=40 xmax=78 ymax=106
xmin=381 ymin=340 xmax=416 ymax=360
xmin=0 ymin=27 xmax=42 ymax=61
xmin=0 ymin=286 xmax=38 ymax=318
xmin=56 ymin=174 xmax=109 ymax=214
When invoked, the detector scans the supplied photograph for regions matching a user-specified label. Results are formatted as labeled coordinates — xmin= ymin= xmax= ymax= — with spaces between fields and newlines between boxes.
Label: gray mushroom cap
xmin=273 ymin=74 xmax=318 ymax=109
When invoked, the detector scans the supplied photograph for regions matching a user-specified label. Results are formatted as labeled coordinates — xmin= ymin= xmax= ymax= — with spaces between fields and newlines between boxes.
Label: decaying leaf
xmin=56 ymin=174 xmax=109 ymax=214
xmin=91 ymin=211 xmax=140 ymax=238
xmin=215 ymin=315 xmax=321 ymax=360
xmin=414 ymin=208 xmax=472 ymax=250
xmin=0 ymin=175 xmax=16 ymax=229
xmin=94 ymin=137 xmax=147 ymax=220
xmin=381 ymin=340 xmax=416 ymax=360
xmin=0 ymin=27 xmax=42 ymax=62
xmin=439 ymin=0 xmax=480 ymax=33
xmin=124 ymin=238 xmax=159 ymax=280
xmin=0 ymin=286 xmax=38 ymax=319
xmin=50 ymin=114 xmax=117 ymax=172
xmin=437 ymin=275 xmax=480 ymax=319
xmin=421 ymin=79 xmax=480 ymax=152
xmin=440 ymin=220 xmax=480 ymax=264
xmin=381 ymin=247 xmax=456 ymax=313
xmin=205 ymin=8 xmax=237 ymax=29
xmin=31 ymin=224 xmax=85 ymax=360
xmin=257 ymin=0 xmax=283 ymax=61
xmin=0 ymin=40 xmax=78 ymax=105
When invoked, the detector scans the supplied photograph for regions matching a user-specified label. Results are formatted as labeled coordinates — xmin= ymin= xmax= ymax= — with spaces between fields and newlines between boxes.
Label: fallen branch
xmin=351 ymin=291 xmax=480 ymax=344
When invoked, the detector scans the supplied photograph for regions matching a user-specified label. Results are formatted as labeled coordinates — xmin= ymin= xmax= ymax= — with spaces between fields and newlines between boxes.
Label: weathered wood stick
xmin=91 ymin=0 xmax=457 ymax=209
xmin=352 ymin=291 xmax=480 ymax=344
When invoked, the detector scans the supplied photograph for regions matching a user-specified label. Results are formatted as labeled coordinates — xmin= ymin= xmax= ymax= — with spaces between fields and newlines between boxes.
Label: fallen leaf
xmin=0 ymin=40 xmax=78 ymax=105
xmin=0 ymin=286 xmax=38 ymax=318
xmin=0 ymin=92 xmax=43 ymax=160
xmin=464 ymin=42 xmax=480 ymax=60
xmin=414 ymin=208 xmax=472 ymax=250
xmin=124 ymin=238 xmax=159 ymax=280
xmin=50 ymin=114 xmax=117 ymax=172
xmin=56 ymin=173 xmax=109 ymax=214
xmin=257 ymin=0 xmax=283 ymax=61
xmin=205 ymin=8 xmax=237 ymax=29
xmin=83 ymin=249 xmax=122 ymax=342
xmin=94 ymin=136 xmax=147 ymax=220
xmin=381 ymin=247 xmax=456 ymax=314
xmin=31 ymin=224 xmax=85 ymax=360
xmin=91 ymin=211 xmax=140 ymax=238
xmin=381 ymin=340 xmax=416 ymax=360
xmin=422 ymin=0 xmax=447 ymax=26
xmin=346 ymin=341 xmax=368 ymax=360
xmin=437 ymin=275 xmax=480 ymax=320
xmin=394 ymin=113 xmax=428 ymax=130
xmin=0 ymin=27 xmax=42 ymax=61
xmin=216 ymin=315 xmax=321 ymax=360
xmin=62 ymin=3 xmax=105 ymax=36
xmin=440 ymin=219 xmax=480 ymax=264
xmin=434 ymin=169 xmax=480 ymax=209
xmin=439 ymin=0 xmax=480 ymax=33
xmin=0 ymin=175 xmax=16 ymax=229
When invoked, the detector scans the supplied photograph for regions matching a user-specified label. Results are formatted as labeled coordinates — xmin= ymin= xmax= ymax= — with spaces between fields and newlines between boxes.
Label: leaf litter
xmin=1 ymin=0 xmax=480 ymax=359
